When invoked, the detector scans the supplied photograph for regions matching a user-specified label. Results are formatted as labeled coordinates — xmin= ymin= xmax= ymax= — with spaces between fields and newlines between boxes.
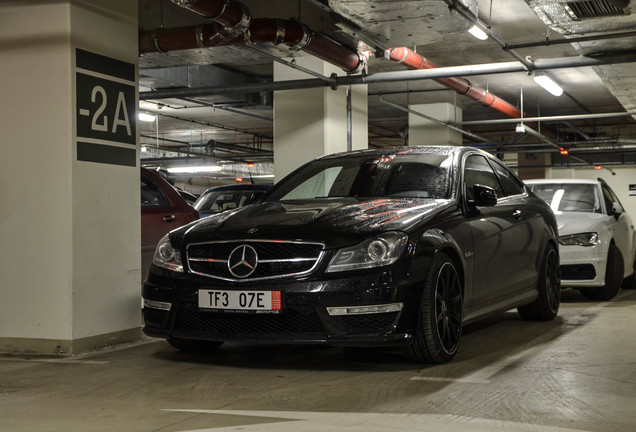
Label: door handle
xmin=163 ymin=215 xmax=176 ymax=222
xmin=513 ymin=209 xmax=522 ymax=220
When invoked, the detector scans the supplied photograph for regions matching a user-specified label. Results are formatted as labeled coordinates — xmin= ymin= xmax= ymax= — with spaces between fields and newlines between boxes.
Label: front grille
xmin=143 ymin=308 xmax=169 ymax=327
xmin=174 ymin=303 xmax=326 ymax=335
xmin=561 ymin=264 xmax=596 ymax=280
xmin=187 ymin=240 xmax=324 ymax=281
xmin=332 ymin=312 xmax=400 ymax=333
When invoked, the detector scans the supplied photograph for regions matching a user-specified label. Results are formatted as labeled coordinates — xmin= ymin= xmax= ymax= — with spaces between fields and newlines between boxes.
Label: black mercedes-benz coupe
xmin=142 ymin=146 xmax=560 ymax=363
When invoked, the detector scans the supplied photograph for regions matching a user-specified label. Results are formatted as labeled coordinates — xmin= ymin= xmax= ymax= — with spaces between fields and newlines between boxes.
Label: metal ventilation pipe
xmin=387 ymin=47 xmax=522 ymax=118
xmin=386 ymin=47 xmax=554 ymax=135
xmin=246 ymin=19 xmax=365 ymax=73
xmin=171 ymin=0 xmax=251 ymax=37
xmin=142 ymin=0 xmax=555 ymax=133
xmin=139 ymin=23 xmax=242 ymax=53
xmin=140 ymin=0 xmax=366 ymax=73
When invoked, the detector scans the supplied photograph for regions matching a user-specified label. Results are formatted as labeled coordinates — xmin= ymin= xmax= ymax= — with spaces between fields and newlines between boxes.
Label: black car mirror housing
xmin=471 ymin=184 xmax=498 ymax=207
xmin=612 ymin=201 xmax=624 ymax=219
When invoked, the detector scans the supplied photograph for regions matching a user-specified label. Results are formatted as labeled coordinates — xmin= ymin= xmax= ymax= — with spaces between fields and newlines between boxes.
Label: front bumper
xmin=558 ymin=243 xmax=608 ymax=287
xmin=142 ymin=266 xmax=419 ymax=347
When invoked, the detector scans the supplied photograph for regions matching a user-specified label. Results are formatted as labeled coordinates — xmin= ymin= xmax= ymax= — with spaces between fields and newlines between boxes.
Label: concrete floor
xmin=1 ymin=289 xmax=635 ymax=432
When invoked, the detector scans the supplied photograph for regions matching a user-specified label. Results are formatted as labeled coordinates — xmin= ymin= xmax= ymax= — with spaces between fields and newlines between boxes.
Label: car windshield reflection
xmin=267 ymin=153 xmax=454 ymax=201
xmin=529 ymin=183 xmax=602 ymax=213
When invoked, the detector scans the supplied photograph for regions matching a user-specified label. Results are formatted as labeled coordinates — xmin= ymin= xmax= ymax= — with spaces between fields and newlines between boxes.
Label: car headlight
xmin=153 ymin=234 xmax=183 ymax=272
xmin=559 ymin=232 xmax=599 ymax=247
xmin=326 ymin=232 xmax=408 ymax=273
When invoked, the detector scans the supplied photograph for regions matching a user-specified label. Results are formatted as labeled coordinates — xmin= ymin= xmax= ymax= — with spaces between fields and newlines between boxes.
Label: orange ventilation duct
xmin=387 ymin=47 xmax=523 ymax=119
xmin=387 ymin=47 xmax=554 ymax=135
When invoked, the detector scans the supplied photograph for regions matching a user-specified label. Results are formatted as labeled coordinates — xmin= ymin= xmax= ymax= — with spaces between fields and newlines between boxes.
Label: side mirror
xmin=612 ymin=201 xmax=624 ymax=219
xmin=472 ymin=184 xmax=498 ymax=207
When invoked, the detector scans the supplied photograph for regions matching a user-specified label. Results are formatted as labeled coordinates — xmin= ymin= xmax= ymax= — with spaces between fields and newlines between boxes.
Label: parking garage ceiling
xmin=138 ymin=0 xmax=636 ymax=174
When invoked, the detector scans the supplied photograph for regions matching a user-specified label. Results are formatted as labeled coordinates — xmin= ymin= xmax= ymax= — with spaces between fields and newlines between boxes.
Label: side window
xmin=141 ymin=174 xmax=170 ymax=208
xmin=601 ymin=184 xmax=617 ymax=215
xmin=606 ymin=183 xmax=622 ymax=206
xmin=464 ymin=155 xmax=504 ymax=200
xmin=215 ymin=193 xmax=239 ymax=211
xmin=490 ymin=160 xmax=525 ymax=196
xmin=248 ymin=191 xmax=266 ymax=203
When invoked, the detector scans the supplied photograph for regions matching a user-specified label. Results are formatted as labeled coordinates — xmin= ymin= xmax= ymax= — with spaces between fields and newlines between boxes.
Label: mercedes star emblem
xmin=227 ymin=244 xmax=258 ymax=278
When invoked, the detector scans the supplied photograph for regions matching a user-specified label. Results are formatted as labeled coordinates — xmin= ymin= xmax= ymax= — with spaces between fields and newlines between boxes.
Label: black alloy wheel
xmin=581 ymin=242 xmax=624 ymax=301
xmin=404 ymin=252 xmax=463 ymax=363
xmin=518 ymin=243 xmax=561 ymax=321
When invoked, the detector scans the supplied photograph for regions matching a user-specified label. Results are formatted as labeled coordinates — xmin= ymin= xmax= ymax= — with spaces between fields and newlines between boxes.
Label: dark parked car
xmin=142 ymin=146 xmax=560 ymax=363
xmin=193 ymin=183 xmax=272 ymax=216
xmin=141 ymin=168 xmax=199 ymax=281
xmin=176 ymin=188 xmax=199 ymax=206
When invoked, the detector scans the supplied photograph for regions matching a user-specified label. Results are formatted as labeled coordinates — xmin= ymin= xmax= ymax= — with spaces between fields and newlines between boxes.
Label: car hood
xmin=555 ymin=211 xmax=609 ymax=236
xmin=176 ymin=197 xmax=453 ymax=247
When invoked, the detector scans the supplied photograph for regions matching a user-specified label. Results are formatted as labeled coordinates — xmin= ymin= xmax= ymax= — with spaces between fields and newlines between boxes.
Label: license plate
xmin=198 ymin=289 xmax=282 ymax=313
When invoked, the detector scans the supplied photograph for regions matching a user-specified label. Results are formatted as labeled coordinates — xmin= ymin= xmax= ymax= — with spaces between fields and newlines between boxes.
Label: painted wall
xmin=70 ymin=2 xmax=140 ymax=345
xmin=0 ymin=0 xmax=140 ymax=355
xmin=0 ymin=2 xmax=74 ymax=345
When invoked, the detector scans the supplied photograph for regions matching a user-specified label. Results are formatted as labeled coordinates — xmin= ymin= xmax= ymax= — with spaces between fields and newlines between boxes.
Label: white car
xmin=526 ymin=178 xmax=636 ymax=300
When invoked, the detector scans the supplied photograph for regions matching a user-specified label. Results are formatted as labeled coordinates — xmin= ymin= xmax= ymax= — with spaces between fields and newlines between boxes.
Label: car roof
xmin=524 ymin=178 xmax=600 ymax=185
xmin=201 ymin=183 xmax=273 ymax=194
xmin=316 ymin=145 xmax=481 ymax=161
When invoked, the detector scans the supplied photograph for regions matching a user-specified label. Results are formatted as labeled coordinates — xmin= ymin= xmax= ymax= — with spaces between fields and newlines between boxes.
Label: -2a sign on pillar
xmin=75 ymin=49 xmax=136 ymax=167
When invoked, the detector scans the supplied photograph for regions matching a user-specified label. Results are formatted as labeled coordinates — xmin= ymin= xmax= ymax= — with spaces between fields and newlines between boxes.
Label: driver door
xmin=463 ymin=154 xmax=533 ymax=306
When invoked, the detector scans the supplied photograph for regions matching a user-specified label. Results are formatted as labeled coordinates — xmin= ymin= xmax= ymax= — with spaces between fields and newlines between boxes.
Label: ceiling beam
xmin=140 ymin=52 xmax=636 ymax=100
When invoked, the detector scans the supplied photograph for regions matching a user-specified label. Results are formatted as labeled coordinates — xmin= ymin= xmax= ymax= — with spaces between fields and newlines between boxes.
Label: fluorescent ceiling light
xmin=533 ymin=74 xmax=563 ymax=97
xmin=138 ymin=112 xmax=156 ymax=122
xmin=168 ymin=165 xmax=223 ymax=174
xmin=139 ymin=101 xmax=159 ymax=110
xmin=468 ymin=25 xmax=488 ymax=40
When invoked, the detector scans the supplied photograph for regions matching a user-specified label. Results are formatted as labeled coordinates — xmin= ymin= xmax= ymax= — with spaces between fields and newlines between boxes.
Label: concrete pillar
xmin=0 ymin=1 xmax=140 ymax=355
xmin=408 ymin=103 xmax=462 ymax=146
xmin=518 ymin=153 xmax=550 ymax=180
xmin=273 ymin=57 xmax=368 ymax=180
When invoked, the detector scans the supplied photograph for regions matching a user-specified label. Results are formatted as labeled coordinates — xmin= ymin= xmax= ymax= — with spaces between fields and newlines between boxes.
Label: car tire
xmin=622 ymin=254 xmax=636 ymax=290
xmin=518 ymin=243 xmax=561 ymax=321
xmin=580 ymin=242 xmax=624 ymax=301
xmin=166 ymin=337 xmax=223 ymax=353
xmin=403 ymin=252 xmax=462 ymax=364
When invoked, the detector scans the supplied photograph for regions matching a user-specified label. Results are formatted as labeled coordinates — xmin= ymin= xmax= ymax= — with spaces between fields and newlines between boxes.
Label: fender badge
xmin=247 ymin=227 xmax=258 ymax=234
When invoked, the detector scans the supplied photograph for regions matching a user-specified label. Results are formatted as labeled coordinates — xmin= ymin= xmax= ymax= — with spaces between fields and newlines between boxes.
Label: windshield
xmin=267 ymin=153 xmax=454 ymax=201
xmin=194 ymin=189 xmax=268 ymax=214
xmin=529 ymin=183 xmax=601 ymax=213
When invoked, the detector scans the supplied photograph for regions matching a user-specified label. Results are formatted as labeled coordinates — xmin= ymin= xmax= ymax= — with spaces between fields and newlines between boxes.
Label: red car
xmin=141 ymin=168 xmax=199 ymax=281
